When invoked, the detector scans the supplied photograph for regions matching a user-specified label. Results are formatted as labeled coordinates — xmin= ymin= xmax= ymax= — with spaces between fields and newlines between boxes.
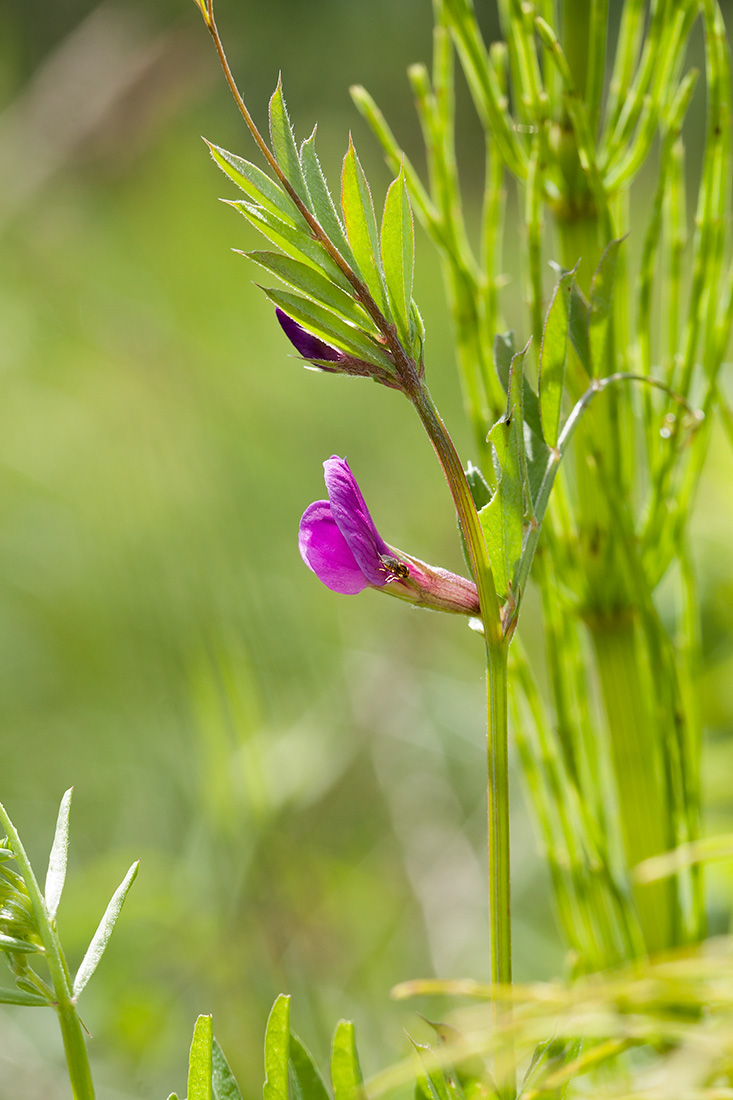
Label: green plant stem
xmin=410 ymin=385 xmax=501 ymax=643
xmin=0 ymin=802 xmax=95 ymax=1100
xmin=487 ymin=640 xmax=512 ymax=991
xmin=410 ymin=383 xmax=513 ymax=1094
xmin=588 ymin=617 xmax=676 ymax=954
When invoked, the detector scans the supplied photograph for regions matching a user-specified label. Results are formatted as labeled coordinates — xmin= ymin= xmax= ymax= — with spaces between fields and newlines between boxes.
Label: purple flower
xmin=299 ymin=456 xmax=392 ymax=594
xmin=299 ymin=456 xmax=481 ymax=616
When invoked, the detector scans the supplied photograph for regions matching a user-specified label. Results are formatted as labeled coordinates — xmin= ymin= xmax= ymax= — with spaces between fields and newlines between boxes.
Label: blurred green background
xmin=2 ymin=1 xmax=733 ymax=1097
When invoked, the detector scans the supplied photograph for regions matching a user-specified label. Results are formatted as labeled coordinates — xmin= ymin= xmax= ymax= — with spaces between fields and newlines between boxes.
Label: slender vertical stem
xmin=487 ymin=640 xmax=514 ymax=1099
xmin=410 ymin=383 xmax=513 ymax=1094
xmin=410 ymin=385 xmax=502 ymax=644
xmin=487 ymin=642 xmax=512 ymax=989
xmin=0 ymin=803 xmax=95 ymax=1100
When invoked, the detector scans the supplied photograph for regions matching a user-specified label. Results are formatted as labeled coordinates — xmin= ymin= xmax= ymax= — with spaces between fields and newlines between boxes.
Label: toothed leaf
xmin=341 ymin=141 xmax=390 ymax=317
xmin=300 ymin=131 xmax=356 ymax=266
xmin=269 ymin=79 xmax=309 ymax=204
xmin=380 ymin=167 xmax=414 ymax=346
xmin=208 ymin=143 xmax=300 ymax=225
xmin=231 ymin=201 xmax=353 ymax=293
xmin=263 ymin=287 xmax=394 ymax=370
xmin=248 ymin=252 xmax=377 ymax=332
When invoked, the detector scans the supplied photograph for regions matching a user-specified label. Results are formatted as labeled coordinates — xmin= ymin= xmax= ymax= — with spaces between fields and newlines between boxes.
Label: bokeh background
xmin=2 ymin=1 xmax=733 ymax=1097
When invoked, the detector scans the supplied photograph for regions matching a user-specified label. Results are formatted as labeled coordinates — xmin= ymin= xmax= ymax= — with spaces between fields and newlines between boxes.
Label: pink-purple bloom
xmin=299 ymin=456 xmax=393 ymax=594
xmin=299 ymin=456 xmax=481 ymax=616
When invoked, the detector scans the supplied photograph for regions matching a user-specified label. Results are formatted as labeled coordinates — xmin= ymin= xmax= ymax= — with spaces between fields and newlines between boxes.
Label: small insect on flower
xmin=381 ymin=555 xmax=411 ymax=579
xmin=299 ymin=456 xmax=481 ymax=616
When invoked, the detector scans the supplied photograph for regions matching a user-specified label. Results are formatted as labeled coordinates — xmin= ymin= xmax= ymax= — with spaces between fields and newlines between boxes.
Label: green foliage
xmin=480 ymin=343 xmax=530 ymax=601
xmin=330 ymin=1021 xmax=363 ymax=1100
xmin=380 ymin=167 xmax=415 ymax=349
xmin=10 ymin=0 xmax=733 ymax=1095
xmin=538 ymin=267 xmax=576 ymax=450
xmin=188 ymin=1014 xmax=214 ymax=1100
xmin=341 ymin=141 xmax=391 ymax=319
xmin=269 ymin=78 xmax=310 ymax=206
xmin=209 ymin=77 xmax=426 ymax=389
xmin=587 ymin=238 xmax=623 ymax=377
xmin=173 ymin=1014 xmax=244 ymax=1100
xmin=355 ymin=0 xmax=733 ymax=970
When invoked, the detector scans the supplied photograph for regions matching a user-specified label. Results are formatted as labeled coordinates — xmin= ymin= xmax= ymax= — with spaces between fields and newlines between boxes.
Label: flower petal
xmin=298 ymin=501 xmax=370 ymax=594
xmin=323 ymin=456 xmax=390 ymax=586
xmin=276 ymin=309 xmax=343 ymax=362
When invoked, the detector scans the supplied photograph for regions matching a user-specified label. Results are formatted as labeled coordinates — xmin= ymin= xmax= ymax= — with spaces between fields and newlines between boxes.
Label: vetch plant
xmin=184 ymin=0 xmax=733 ymax=1094
xmin=4 ymin=0 xmax=733 ymax=1096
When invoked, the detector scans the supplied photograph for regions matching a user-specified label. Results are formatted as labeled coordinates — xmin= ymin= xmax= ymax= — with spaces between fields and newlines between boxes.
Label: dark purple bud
xmin=275 ymin=309 xmax=344 ymax=363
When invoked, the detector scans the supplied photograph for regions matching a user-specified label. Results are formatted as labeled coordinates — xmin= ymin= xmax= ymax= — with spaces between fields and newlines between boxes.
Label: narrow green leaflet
xmin=589 ymin=238 xmax=624 ymax=376
xmin=262 ymin=287 xmax=395 ymax=370
xmin=466 ymin=462 xmax=492 ymax=509
xmin=521 ymin=1036 xmax=580 ymax=1099
xmin=0 ymin=932 xmax=40 ymax=953
xmin=568 ymin=283 xmax=591 ymax=376
xmin=420 ymin=1018 xmax=493 ymax=1099
xmin=188 ymin=1015 xmax=213 ymax=1100
xmin=269 ymin=78 xmax=310 ymax=204
xmin=341 ymin=141 xmax=390 ymax=317
xmin=231 ymin=201 xmax=353 ymax=293
xmin=247 ymin=252 xmax=378 ymax=333
xmin=493 ymin=331 xmax=515 ymax=387
xmin=289 ymin=1034 xmax=330 ymax=1100
xmin=409 ymin=1038 xmax=453 ymax=1100
xmin=166 ymin=1094 xmax=181 ymax=1099
xmin=539 ymin=266 xmax=578 ymax=448
xmin=0 ymin=986 xmax=47 ymax=1006
xmin=208 ymin=143 xmax=300 ymax=225
xmin=44 ymin=787 xmax=72 ymax=921
xmin=300 ymin=130 xmax=356 ymax=267
xmin=212 ymin=1038 xmax=244 ymax=1100
xmin=331 ymin=1020 xmax=363 ymax=1100
xmin=263 ymin=994 xmax=290 ymax=1100
xmin=380 ymin=167 xmax=414 ymax=347
xmin=72 ymin=861 xmax=139 ymax=998
xmin=480 ymin=345 xmax=530 ymax=599
xmin=493 ymin=332 xmax=544 ymax=442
